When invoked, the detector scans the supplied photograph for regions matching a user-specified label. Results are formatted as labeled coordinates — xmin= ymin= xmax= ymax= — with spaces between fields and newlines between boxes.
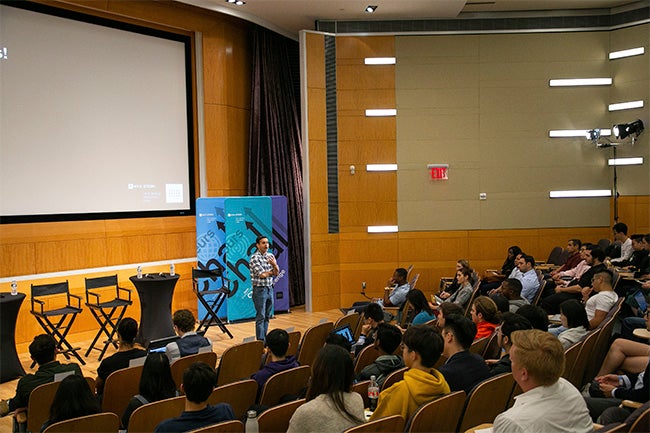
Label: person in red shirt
xmin=470 ymin=296 xmax=500 ymax=340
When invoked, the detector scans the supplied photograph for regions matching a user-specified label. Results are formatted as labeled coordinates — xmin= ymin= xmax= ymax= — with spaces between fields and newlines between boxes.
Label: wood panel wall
xmin=1 ymin=0 xmax=253 ymax=346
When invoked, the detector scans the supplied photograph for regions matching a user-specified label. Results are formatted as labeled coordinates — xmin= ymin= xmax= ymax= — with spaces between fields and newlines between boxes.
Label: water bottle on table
xmin=368 ymin=375 xmax=379 ymax=411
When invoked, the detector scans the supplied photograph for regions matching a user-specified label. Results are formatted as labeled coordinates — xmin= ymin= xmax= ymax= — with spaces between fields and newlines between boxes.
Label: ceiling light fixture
xmin=549 ymin=78 xmax=612 ymax=87
xmin=225 ymin=0 xmax=245 ymax=5
xmin=365 ymin=109 xmax=396 ymax=117
xmin=609 ymin=47 xmax=644 ymax=60
xmin=608 ymin=157 xmax=644 ymax=166
xmin=609 ymin=100 xmax=644 ymax=111
xmin=549 ymin=129 xmax=611 ymax=138
xmin=366 ymin=164 xmax=398 ymax=172
xmin=367 ymin=225 xmax=398 ymax=233
xmin=364 ymin=57 xmax=396 ymax=65
xmin=365 ymin=5 xmax=378 ymax=13
xmin=549 ymin=190 xmax=611 ymax=198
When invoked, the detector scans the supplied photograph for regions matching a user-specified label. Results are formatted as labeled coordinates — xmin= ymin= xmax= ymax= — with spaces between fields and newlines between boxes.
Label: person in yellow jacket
xmin=369 ymin=325 xmax=450 ymax=422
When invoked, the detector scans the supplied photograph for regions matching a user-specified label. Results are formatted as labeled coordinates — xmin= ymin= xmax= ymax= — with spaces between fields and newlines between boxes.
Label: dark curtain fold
xmin=248 ymin=26 xmax=305 ymax=306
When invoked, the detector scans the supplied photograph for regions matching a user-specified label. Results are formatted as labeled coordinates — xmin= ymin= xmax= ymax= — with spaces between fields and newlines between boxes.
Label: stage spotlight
xmin=612 ymin=119 xmax=644 ymax=140
xmin=365 ymin=5 xmax=378 ymax=13
xmin=586 ymin=129 xmax=601 ymax=141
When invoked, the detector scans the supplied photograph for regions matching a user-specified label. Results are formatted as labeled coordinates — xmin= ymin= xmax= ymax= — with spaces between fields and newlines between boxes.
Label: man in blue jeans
xmin=249 ymin=235 xmax=279 ymax=341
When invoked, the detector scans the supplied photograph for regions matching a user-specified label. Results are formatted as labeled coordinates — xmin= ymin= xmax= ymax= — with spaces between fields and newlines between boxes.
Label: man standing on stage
xmin=249 ymin=235 xmax=279 ymax=341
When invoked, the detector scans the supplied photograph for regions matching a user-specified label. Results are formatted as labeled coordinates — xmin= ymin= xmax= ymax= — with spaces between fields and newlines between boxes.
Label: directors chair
xmin=84 ymin=274 xmax=133 ymax=360
xmin=192 ymin=268 xmax=233 ymax=338
xmin=30 ymin=281 xmax=85 ymax=366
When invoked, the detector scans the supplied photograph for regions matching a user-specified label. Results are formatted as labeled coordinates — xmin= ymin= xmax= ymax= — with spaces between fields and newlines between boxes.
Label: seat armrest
xmin=32 ymin=298 xmax=45 ymax=314
xmin=68 ymin=293 xmax=82 ymax=309
xmin=621 ymin=400 xmax=643 ymax=409
xmin=86 ymin=290 xmax=101 ymax=304
xmin=117 ymin=286 xmax=132 ymax=302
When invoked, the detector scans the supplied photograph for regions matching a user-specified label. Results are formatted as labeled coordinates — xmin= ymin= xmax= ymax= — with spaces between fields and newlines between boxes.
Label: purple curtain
xmin=248 ymin=26 xmax=305 ymax=306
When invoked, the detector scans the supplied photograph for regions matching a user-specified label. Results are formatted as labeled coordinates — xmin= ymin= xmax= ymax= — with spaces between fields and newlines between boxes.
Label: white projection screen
xmin=0 ymin=2 xmax=195 ymax=223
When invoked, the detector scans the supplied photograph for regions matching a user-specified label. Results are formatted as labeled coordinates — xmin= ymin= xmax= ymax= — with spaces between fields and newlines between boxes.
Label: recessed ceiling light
xmin=225 ymin=0 xmax=245 ymax=4
xmin=365 ymin=5 xmax=378 ymax=13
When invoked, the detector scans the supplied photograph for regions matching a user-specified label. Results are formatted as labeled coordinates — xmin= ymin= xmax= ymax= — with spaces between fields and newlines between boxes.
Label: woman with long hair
xmin=438 ymin=259 xmax=471 ymax=300
xmin=443 ymin=267 xmax=475 ymax=310
xmin=470 ymin=296 xmax=501 ymax=339
xmin=557 ymin=299 xmax=590 ymax=349
xmin=407 ymin=289 xmax=436 ymax=326
xmin=121 ymin=352 xmax=178 ymax=429
xmin=40 ymin=375 xmax=100 ymax=432
xmin=287 ymin=345 xmax=364 ymax=433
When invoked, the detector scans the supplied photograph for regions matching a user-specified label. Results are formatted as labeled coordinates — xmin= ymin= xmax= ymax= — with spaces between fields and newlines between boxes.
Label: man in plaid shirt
xmin=249 ymin=235 xmax=279 ymax=341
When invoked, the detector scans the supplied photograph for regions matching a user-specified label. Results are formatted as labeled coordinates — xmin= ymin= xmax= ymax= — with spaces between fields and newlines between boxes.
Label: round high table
xmin=130 ymin=274 xmax=179 ymax=348
xmin=0 ymin=292 xmax=26 ymax=383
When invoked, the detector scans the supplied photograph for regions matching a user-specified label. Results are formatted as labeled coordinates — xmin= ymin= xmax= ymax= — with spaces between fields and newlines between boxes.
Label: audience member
xmin=439 ymin=267 xmax=474 ymax=310
xmin=493 ymin=278 xmax=529 ymax=313
xmin=325 ymin=332 xmax=353 ymax=353
xmin=369 ymin=325 xmax=449 ymax=421
xmin=355 ymin=323 xmax=405 ymax=387
xmin=251 ymin=329 xmax=299 ymax=400
xmin=405 ymin=289 xmax=436 ymax=325
xmin=379 ymin=268 xmax=411 ymax=308
xmin=352 ymin=302 xmax=384 ymax=356
xmin=556 ymin=300 xmax=590 ymax=349
xmin=485 ymin=312 xmax=532 ymax=376
xmin=122 ymin=352 xmax=178 ymax=429
xmin=287 ymin=345 xmax=364 ymax=433
xmin=165 ymin=309 xmax=212 ymax=363
xmin=438 ymin=314 xmax=490 ymax=393
xmin=492 ymin=330 xmax=593 ymax=433
xmin=490 ymin=293 xmax=510 ymax=314
xmin=515 ymin=304 xmax=549 ymax=331
xmin=595 ymin=337 xmax=650 ymax=379
xmin=610 ymin=222 xmax=632 ymax=264
xmin=435 ymin=303 xmax=463 ymax=331
xmin=514 ymin=254 xmax=540 ymax=304
xmin=40 ymin=375 xmax=100 ymax=432
xmin=480 ymin=246 xmax=522 ymax=294
xmin=549 ymin=239 xmax=583 ymax=277
xmin=438 ymin=259 xmax=471 ymax=300
xmin=154 ymin=362 xmax=234 ymax=432
xmin=470 ymin=296 xmax=500 ymax=339
xmin=95 ymin=317 xmax=146 ymax=395
xmin=550 ymin=243 xmax=591 ymax=290
xmin=541 ymin=245 xmax=607 ymax=314
xmin=0 ymin=334 xmax=82 ymax=417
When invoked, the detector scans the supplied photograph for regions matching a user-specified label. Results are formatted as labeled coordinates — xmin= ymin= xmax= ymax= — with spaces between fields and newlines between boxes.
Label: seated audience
xmin=96 ymin=317 xmax=147 ymax=395
xmin=581 ymin=270 xmax=618 ymax=329
xmin=251 ymin=329 xmax=299 ymax=400
xmin=438 ymin=314 xmax=490 ymax=393
xmin=549 ymin=239 xmax=583 ymax=277
xmin=470 ymin=296 xmax=500 ymax=340
xmin=513 ymin=254 xmax=540 ymax=304
xmin=40 ymin=375 xmax=100 ymax=432
xmin=584 ymin=339 xmax=650 ymax=423
xmin=154 ymin=362 xmax=234 ymax=432
xmin=287 ymin=345 xmax=364 ymax=433
xmin=369 ymin=325 xmax=449 ymax=421
xmin=541 ymin=245 xmax=607 ymax=314
xmin=486 ymin=312 xmax=532 ymax=376
xmin=550 ymin=243 xmax=591 ymax=291
xmin=325 ymin=332 xmax=353 ymax=353
xmin=380 ymin=268 xmax=411 ymax=308
xmin=490 ymin=293 xmax=511 ymax=313
xmin=439 ymin=267 xmax=474 ymax=310
xmin=438 ymin=259 xmax=471 ymax=300
xmin=0 ymin=334 xmax=82 ymax=417
xmin=122 ymin=352 xmax=178 ymax=429
xmin=556 ymin=300 xmax=590 ymax=349
xmin=492 ymin=329 xmax=593 ymax=433
xmin=610 ymin=222 xmax=633 ymax=264
xmin=492 ymin=278 xmax=529 ymax=313
xmin=479 ymin=246 xmax=522 ymax=294
xmin=405 ymin=289 xmax=436 ymax=326
xmin=355 ymin=323 xmax=405 ymax=387
xmin=352 ymin=303 xmax=384 ymax=356
xmin=166 ymin=309 xmax=212 ymax=363
xmin=515 ymin=304 xmax=549 ymax=331
xmin=435 ymin=303 xmax=463 ymax=331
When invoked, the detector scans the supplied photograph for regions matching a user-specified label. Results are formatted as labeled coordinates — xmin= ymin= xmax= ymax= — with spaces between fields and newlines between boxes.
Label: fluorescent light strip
xmin=367 ymin=225 xmax=398 ymax=233
xmin=549 ymin=78 xmax=612 ymax=87
xmin=608 ymin=100 xmax=644 ymax=111
xmin=609 ymin=47 xmax=645 ymax=60
xmin=608 ymin=157 xmax=644 ymax=166
xmin=365 ymin=109 xmax=397 ymax=117
xmin=366 ymin=164 xmax=397 ymax=171
xmin=549 ymin=190 xmax=611 ymax=198
xmin=364 ymin=57 xmax=396 ymax=65
xmin=549 ymin=129 xmax=612 ymax=138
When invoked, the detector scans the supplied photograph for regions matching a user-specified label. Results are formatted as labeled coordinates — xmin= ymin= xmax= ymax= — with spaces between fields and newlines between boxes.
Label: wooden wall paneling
xmin=35 ymin=239 xmax=108 ymax=274
xmin=0 ymin=243 xmax=36 ymax=278
xmin=335 ymin=36 xmax=395 ymax=59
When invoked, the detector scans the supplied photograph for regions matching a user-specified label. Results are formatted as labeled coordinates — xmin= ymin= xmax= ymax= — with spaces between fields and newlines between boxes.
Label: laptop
xmin=333 ymin=324 xmax=356 ymax=346
xmin=147 ymin=335 xmax=180 ymax=353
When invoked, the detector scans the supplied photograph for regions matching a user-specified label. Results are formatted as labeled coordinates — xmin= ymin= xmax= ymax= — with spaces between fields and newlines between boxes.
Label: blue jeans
xmin=253 ymin=286 xmax=273 ymax=341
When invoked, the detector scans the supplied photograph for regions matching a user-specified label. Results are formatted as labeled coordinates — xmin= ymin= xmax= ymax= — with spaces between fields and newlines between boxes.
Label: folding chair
xmin=30 ymin=281 xmax=85 ymax=366
xmin=216 ymin=340 xmax=264 ymax=386
xmin=457 ymin=373 xmax=515 ymax=433
xmin=208 ymin=379 xmax=258 ymax=420
xmin=171 ymin=351 xmax=218 ymax=393
xmin=404 ymin=391 xmax=466 ymax=433
xmin=258 ymin=399 xmax=306 ymax=433
xmin=258 ymin=365 xmax=311 ymax=406
xmin=193 ymin=268 xmax=233 ymax=338
xmin=84 ymin=275 xmax=132 ymax=361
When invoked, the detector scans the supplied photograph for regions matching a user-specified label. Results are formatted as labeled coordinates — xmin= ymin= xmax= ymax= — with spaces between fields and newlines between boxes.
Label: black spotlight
xmin=586 ymin=129 xmax=601 ymax=140
xmin=613 ymin=119 xmax=644 ymax=139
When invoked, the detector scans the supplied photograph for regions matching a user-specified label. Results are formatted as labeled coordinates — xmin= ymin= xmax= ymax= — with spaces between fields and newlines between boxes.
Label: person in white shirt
xmin=582 ymin=270 xmax=619 ymax=330
xmin=493 ymin=329 xmax=593 ymax=433
xmin=610 ymin=222 xmax=633 ymax=264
